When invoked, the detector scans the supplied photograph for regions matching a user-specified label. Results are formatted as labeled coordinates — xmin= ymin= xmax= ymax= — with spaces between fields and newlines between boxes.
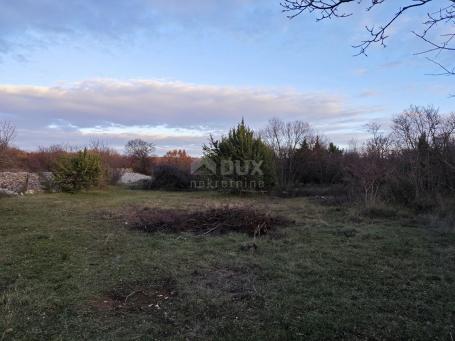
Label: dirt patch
xmin=91 ymin=277 xmax=177 ymax=313
xmin=120 ymin=205 xmax=293 ymax=236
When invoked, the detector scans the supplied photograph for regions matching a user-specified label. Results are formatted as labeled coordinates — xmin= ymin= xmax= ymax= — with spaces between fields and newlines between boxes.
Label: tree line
xmin=1 ymin=105 xmax=454 ymax=211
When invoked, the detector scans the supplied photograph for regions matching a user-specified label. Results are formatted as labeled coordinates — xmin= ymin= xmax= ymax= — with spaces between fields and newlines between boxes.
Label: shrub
xmin=151 ymin=164 xmax=191 ymax=190
xmin=161 ymin=149 xmax=192 ymax=170
xmin=53 ymin=149 xmax=103 ymax=192
xmin=26 ymin=145 xmax=68 ymax=172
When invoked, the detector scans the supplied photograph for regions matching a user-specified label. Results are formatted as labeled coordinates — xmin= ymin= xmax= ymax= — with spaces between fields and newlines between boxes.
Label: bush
xmin=384 ymin=175 xmax=416 ymax=206
xmin=53 ymin=149 xmax=103 ymax=192
xmin=151 ymin=164 xmax=191 ymax=190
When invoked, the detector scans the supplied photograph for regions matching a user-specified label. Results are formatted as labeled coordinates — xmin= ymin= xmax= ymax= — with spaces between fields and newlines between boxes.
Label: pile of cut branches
xmin=122 ymin=206 xmax=292 ymax=236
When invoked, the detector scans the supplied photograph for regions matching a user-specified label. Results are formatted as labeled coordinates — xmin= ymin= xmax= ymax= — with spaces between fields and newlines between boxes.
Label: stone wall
xmin=0 ymin=172 xmax=44 ymax=193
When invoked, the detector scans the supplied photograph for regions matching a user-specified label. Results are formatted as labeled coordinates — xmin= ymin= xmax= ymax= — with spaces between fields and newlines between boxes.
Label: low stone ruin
xmin=0 ymin=172 xmax=46 ymax=195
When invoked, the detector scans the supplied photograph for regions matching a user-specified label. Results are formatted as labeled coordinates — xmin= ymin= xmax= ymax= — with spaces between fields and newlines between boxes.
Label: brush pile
xmin=123 ymin=206 xmax=292 ymax=236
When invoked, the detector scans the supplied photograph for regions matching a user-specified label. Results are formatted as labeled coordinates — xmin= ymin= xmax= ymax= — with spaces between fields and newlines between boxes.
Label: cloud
xmin=0 ymin=78 xmax=381 ymax=154
xmin=0 ymin=1 xmax=148 ymax=53
xmin=15 ymin=125 xmax=209 ymax=155
xmin=0 ymin=79 xmax=375 ymax=126
xmin=357 ymin=90 xmax=380 ymax=98
xmin=0 ymin=0 xmax=273 ymax=57
xmin=379 ymin=61 xmax=403 ymax=69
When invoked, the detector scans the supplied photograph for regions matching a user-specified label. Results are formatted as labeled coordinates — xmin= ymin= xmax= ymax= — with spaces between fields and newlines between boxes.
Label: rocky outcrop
xmin=0 ymin=172 xmax=44 ymax=193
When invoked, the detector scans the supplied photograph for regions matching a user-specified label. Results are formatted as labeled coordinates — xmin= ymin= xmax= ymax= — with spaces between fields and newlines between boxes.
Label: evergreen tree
xmin=203 ymin=119 xmax=276 ymax=191
xmin=53 ymin=148 xmax=103 ymax=192
xmin=328 ymin=142 xmax=343 ymax=155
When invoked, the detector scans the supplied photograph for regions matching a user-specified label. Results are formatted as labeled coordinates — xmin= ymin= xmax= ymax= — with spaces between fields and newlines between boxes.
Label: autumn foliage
xmin=1 ymin=105 xmax=454 ymax=213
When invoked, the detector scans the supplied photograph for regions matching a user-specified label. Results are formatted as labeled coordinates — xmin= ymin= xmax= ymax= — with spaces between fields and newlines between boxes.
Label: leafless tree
xmin=282 ymin=0 xmax=455 ymax=75
xmin=346 ymin=154 xmax=388 ymax=206
xmin=365 ymin=122 xmax=392 ymax=159
xmin=346 ymin=122 xmax=391 ymax=206
xmin=0 ymin=121 xmax=15 ymax=152
xmin=125 ymin=139 xmax=155 ymax=174
xmin=440 ymin=112 xmax=455 ymax=142
xmin=392 ymin=105 xmax=445 ymax=149
xmin=391 ymin=105 xmax=455 ymax=199
xmin=89 ymin=138 xmax=110 ymax=152
xmin=261 ymin=118 xmax=311 ymax=186
xmin=0 ymin=121 xmax=15 ymax=169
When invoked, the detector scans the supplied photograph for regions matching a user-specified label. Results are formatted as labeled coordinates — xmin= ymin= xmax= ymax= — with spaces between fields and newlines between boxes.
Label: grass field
xmin=1 ymin=188 xmax=454 ymax=340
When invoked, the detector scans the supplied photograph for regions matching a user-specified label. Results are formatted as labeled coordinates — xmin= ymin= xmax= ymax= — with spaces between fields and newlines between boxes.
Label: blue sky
xmin=0 ymin=0 xmax=453 ymax=155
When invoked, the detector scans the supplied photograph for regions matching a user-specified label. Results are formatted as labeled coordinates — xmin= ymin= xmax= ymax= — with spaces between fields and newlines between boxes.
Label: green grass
xmin=0 ymin=188 xmax=454 ymax=340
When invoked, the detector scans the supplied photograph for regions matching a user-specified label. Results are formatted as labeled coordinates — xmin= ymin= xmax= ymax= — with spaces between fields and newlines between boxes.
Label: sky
xmin=0 ymin=0 xmax=453 ymax=155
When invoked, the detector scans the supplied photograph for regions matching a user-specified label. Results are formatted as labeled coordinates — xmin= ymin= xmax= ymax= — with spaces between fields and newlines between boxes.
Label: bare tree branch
xmin=282 ymin=0 xmax=455 ymax=75
xmin=425 ymin=57 xmax=455 ymax=76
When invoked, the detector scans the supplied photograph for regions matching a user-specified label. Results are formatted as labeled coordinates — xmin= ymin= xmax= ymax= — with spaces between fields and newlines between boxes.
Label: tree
xmin=0 ymin=121 xmax=15 ymax=152
xmin=392 ymin=105 xmax=447 ymax=149
xmin=89 ymin=138 xmax=129 ymax=184
xmin=53 ymin=149 xmax=103 ymax=193
xmin=328 ymin=142 xmax=343 ymax=155
xmin=346 ymin=123 xmax=390 ymax=206
xmin=203 ymin=119 xmax=276 ymax=191
xmin=282 ymin=0 xmax=455 ymax=75
xmin=162 ymin=149 xmax=192 ymax=171
xmin=0 ymin=121 xmax=16 ymax=169
xmin=125 ymin=139 xmax=155 ymax=174
xmin=27 ymin=145 xmax=68 ymax=172
xmin=261 ymin=118 xmax=310 ymax=187
xmin=151 ymin=149 xmax=193 ymax=190
xmin=295 ymin=136 xmax=344 ymax=185
xmin=391 ymin=105 xmax=455 ymax=201
xmin=365 ymin=122 xmax=391 ymax=159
